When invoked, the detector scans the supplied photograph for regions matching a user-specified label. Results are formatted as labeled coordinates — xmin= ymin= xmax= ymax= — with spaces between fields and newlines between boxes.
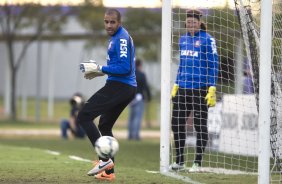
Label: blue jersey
xmin=175 ymin=30 xmax=219 ymax=89
xmin=101 ymin=26 xmax=137 ymax=87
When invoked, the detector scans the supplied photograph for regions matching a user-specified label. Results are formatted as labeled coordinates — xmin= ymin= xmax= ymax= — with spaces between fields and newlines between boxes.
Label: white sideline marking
xmin=200 ymin=167 xmax=257 ymax=175
xmin=45 ymin=150 xmax=61 ymax=156
xmin=161 ymin=172 xmax=202 ymax=184
xmin=69 ymin=155 xmax=92 ymax=163
xmin=145 ymin=170 xmax=159 ymax=174
xmin=44 ymin=149 xmax=91 ymax=163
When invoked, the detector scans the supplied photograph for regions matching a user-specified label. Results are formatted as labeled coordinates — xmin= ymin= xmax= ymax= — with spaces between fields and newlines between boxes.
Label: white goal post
xmin=258 ymin=1 xmax=272 ymax=183
xmin=160 ymin=0 xmax=172 ymax=174
xmin=160 ymin=0 xmax=281 ymax=183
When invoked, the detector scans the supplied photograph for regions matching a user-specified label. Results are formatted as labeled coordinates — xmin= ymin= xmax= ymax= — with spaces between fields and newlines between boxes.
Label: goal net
xmin=161 ymin=0 xmax=282 ymax=183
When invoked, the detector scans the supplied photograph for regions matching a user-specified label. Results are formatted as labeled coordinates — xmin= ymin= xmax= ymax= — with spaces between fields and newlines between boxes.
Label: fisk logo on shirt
xmin=181 ymin=50 xmax=199 ymax=57
xmin=120 ymin=39 xmax=127 ymax=58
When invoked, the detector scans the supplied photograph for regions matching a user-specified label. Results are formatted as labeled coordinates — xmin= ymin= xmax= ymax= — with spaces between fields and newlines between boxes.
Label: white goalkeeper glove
xmin=80 ymin=60 xmax=104 ymax=79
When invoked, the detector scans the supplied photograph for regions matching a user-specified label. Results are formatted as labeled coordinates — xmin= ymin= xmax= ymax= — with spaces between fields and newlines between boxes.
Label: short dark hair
xmin=105 ymin=8 xmax=121 ymax=22
xmin=186 ymin=9 xmax=207 ymax=31
xmin=186 ymin=9 xmax=202 ymax=20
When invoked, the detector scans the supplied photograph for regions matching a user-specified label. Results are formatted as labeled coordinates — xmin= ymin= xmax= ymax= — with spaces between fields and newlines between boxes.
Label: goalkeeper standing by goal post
xmin=170 ymin=9 xmax=219 ymax=172
xmin=77 ymin=8 xmax=136 ymax=181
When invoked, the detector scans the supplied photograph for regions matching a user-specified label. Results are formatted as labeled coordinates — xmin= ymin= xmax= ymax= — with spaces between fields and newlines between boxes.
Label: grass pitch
xmin=0 ymin=137 xmax=261 ymax=184
xmin=0 ymin=120 xmax=264 ymax=184
xmin=0 ymin=138 xmax=186 ymax=184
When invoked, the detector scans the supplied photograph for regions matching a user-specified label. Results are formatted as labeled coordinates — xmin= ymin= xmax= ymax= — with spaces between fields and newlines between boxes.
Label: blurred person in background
xmin=60 ymin=93 xmax=85 ymax=139
xmin=243 ymin=59 xmax=254 ymax=94
xmin=127 ymin=59 xmax=151 ymax=141
xmin=170 ymin=9 xmax=219 ymax=172
xmin=243 ymin=70 xmax=254 ymax=94
xmin=77 ymin=8 xmax=136 ymax=181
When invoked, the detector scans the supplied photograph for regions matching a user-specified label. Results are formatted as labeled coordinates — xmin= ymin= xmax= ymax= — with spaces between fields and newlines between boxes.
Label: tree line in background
xmin=1 ymin=0 xmax=244 ymax=120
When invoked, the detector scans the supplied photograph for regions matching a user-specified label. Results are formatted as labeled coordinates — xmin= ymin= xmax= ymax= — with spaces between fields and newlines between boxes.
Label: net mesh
xmin=168 ymin=0 xmax=282 ymax=182
xmin=270 ymin=0 xmax=282 ymax=178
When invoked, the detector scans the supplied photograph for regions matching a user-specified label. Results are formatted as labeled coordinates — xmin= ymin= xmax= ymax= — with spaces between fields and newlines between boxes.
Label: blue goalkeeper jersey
xmin=101 ymin=26 xmax=137 ymax=87
xmin=175 ymin=30 xmax=219 ymax=89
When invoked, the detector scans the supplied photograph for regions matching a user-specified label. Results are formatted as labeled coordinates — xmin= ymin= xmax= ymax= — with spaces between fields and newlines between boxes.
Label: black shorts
xmin=79 ymin=80 xmax=136 ymax=126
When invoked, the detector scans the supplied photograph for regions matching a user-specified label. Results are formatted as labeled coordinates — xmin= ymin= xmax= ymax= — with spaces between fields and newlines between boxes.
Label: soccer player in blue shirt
xmin=170 ymin=9 xmax=219 ymax=172
xmin=78 ymin=9 xmax=136 ymax=181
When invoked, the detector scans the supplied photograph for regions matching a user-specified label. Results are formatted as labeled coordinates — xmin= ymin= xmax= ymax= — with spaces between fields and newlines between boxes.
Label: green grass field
xmin=0 ymin=136 xmax=261 ymax=184
xmin=2 ymin=120 xmax=281 ymax=183
xmin=0 ymin=99 xmax=279 ymax=183
xmin=1 ymin=135 xmax=268 ymax=184
xmin=0 ymin=120 xmax=263 ymax=184
xmin=0 ymin=137 xmax=184 ymax=184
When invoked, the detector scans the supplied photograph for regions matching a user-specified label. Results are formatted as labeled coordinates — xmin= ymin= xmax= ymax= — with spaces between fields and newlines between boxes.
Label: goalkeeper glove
xmin=205 ymin=86 xmax=216 ymax=107
xmin=80 ymin=60 xmax=103 ymax=75
xmin=171 ymin=84 xmax=179 ymax=98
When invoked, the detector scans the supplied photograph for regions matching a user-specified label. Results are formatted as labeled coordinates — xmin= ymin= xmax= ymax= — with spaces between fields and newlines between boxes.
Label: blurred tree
xmin=123 ymin=8 xmax=161 ymax=61
xmin=76 ymin=0 xmax=106 ymax=49
xmin=0 ymin=3 xmax=68 ymax=120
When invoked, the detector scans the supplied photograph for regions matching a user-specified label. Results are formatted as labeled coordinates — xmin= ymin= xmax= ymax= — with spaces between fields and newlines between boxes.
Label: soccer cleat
xmin=87 ymin=159 xmax=114 ymax=176
xmin=94 ymin=171 xmax=116 ymax=181
xmin=189 ymin=163 xmax=201 ymax=172
xmin=169 ymin=162 xmax=185 ymax=171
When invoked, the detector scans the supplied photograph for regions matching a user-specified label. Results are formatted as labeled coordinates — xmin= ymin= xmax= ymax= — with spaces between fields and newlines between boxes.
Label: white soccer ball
xmin=95 ymin=136 xmax=119 ymax=159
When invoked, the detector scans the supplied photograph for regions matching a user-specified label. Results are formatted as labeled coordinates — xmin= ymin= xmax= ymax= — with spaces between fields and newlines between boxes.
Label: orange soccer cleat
xmin=94 ymin=171 xmax=116 ymax=181
xmin=87 ymin=159 xmax=114 ymax=176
